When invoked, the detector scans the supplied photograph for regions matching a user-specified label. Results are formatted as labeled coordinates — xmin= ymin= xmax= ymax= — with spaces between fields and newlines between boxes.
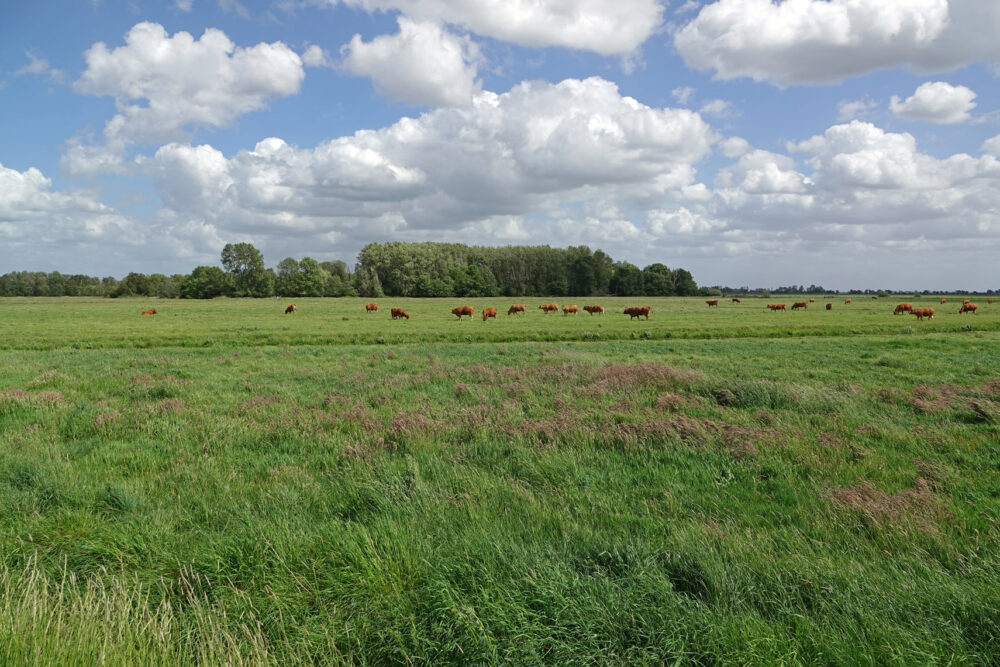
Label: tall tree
xmin=221 ymin=242 xmax=271 ymax=297
xmin=642 ymin=264 xmax=675 ymax=296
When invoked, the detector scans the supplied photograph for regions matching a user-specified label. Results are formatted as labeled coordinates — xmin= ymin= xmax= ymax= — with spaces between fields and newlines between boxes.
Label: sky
xmin=1 ymin=0 xmax=999 ymax=291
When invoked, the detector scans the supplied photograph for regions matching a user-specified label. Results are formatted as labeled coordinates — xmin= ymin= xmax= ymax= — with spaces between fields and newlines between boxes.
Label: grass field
xmin=1 ymin=296 xmax=998 ymax=664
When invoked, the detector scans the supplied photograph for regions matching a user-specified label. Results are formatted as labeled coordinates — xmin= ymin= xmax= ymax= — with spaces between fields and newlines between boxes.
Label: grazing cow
xmin=959 ymin=303 xmax=978 ymax=315
xmin=893 ymin=303 xmax=914 ymax=315
xmin=538 ymin=303 xmax=559 ymax=314
xmin=940 ymin=299 xmax=947 ymax=304
xmin=562 ymin=304 xmax=579 ymax=315
xmin=482 ymin=307 xmax=498 ymax=321
xmin=844 ymin=298 xmax=852 ymax=304
xmin=767 ymin=303 xmax=787 ymax=311
xmin=507 ymin=304 xmax=526 ymax=316
xmin=731 ymin=298 xmax=741 ymax=303
xmin=791 ymin=301 xmax=808 ymax=310
xmin=623 ymin=306 xmax=651 ymax=320
xmin=963 ymin=299 xmax=971 ymax=305
xmin=583 ymin=305 xmax=605 ymax=315
xmin=452 ymin=305 xmax=474 ymax=320
xmin=284 ymin=304 xmax=297 ymax=315
xmin=872 ymin=296 xmax=878 ymax=300
xmin=366 ymin=303 xmax=378 ymax=312
xmin=706 ymin=299 xmax=719 ymax=307
xmin=912 ymin=307 xmax=935 ymax=320
xmin=809 ymin=298 xmax=816 ymax=303
xmin=826 ymin=303 xmax=832 ymax=310
xmin=140 ymin=309 xmax=157 ymax=315
xmin=391 ymin=307 xmax=410 ymax=320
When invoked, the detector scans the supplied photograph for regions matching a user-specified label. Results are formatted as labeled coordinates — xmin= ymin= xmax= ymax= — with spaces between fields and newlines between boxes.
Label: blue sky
xmin=2 ymin=0 xmax=999 ymax=290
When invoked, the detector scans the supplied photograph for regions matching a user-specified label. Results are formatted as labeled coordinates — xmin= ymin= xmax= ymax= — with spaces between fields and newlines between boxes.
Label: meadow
xmin=1 ymin=296 xmax=998 ymax=664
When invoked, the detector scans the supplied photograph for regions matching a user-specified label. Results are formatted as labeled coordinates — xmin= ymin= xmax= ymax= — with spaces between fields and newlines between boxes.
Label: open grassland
xmin=0 ymin=295 xmax=998 ymax=350
xmin=1 ymin=298 xmax=998 ymax=664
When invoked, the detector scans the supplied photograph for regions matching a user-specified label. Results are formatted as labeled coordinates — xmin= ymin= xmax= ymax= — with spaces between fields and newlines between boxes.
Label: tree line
xmin=0 ymin=241 xmax=700 ymax=299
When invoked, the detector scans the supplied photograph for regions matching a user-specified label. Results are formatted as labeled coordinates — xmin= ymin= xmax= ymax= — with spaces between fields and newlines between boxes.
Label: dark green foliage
xmin=221 ymin=242 xmax=273 ymax=297
xmin=179 ymin=266 xmax=231 ymax=299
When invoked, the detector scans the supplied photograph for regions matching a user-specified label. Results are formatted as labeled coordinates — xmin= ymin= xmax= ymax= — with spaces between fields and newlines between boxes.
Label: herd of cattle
xmin=140 ymin=298 xmax=993 ymax=320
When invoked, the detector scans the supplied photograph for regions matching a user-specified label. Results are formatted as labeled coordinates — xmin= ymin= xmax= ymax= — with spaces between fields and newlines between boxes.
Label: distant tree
xmin=180 ymin=266 xmax=231 ymax=299
xmin=642 ymin=263 xmax=675 ymax=297
xmin=610 ymin=262 xmax=643 ymax=296
xmin=672 ymin=268 xmax=698 ymax=296
xmin=221 ymin=242 xmax=271 ymax=297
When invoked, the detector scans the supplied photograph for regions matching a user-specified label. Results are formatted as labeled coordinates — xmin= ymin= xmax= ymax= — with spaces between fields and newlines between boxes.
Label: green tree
xmin=672 ymin=268 xmax=698 ymax=296
xmin=642 ymin=264 xmax=675 ymax=297
xmin=221 ymin=242 xmax=271 ymax=297
xmin=610 ymin=262 xmax=643 ymax=296
xmin=180 ymin=266 xmax=231 ymax=299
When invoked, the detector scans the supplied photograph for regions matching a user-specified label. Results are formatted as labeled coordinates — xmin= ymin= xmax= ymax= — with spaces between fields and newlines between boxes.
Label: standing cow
xmin=562 ymin=305 xmax=578 ymax=315
xmin=705 ymin=300 xmax=719 ymax=307
xmin=507 ymin=304 xmax=526 ymax=315
xmin=391 ymin=307 xmax=410 ymax=320
xmin=583 ymin=305 xmax=604 ymax=315
xmin=893 ymin=303 xmax=913 ymax=315
xmin=284 ymin=304 xmax=297 ymax=315
xmin=826 ymin=303 xmax=832 ymax=310
xmin=959 ymin=303 xmax=978 ymax=315
xmin=452 ymin=306 xmax=474 ymax=320
xmin=538 ymin=304 xmax=559 ymax=314
xmin=366 ymin=303 xmax=378 ymax=312
xmin=482 ymin=307 xmax=498 ymax=321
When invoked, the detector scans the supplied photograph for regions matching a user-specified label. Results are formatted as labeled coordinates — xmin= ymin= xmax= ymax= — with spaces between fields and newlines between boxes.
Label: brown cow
xmin=507 ymin=304 xmax=526 ymax=315
xmin=959 ymin=303 xmax=978 ymax=315
xmin=583 ymin=305 xmax=605 ymax=315
xmin=989 ymin=299 xmax=994 ymax=304
xmin=562 ymin=305 xmax=578 ymax=315
xmin=826 ymin=303 xmax=832 ymax=310
xmin=452 ymin=306 xmax=474 ymax=320
xmin=623 ymin=306 xmax=651 ymax=320
xmin=809 ymin=298 xmax=816 ymax=303
xmin=940 ymin=298 xmax=947 ymax=304
xmin=844 ymin=298 xmax=852 ymax=304
xmin=912 ymin=307 xmax=935 ymax=320
xmin=284 ymin=303 xmax=297 ymax=314
xmin=365 ymin=303 xmax=378 ymax=312
xmin=140 ymin=309 xmax=157 ymax=315
xmin=893 ymin=303 xmax=913 ymax=315
xmin=767 ymin=303 xmax=786 ymax=311
xmin=791 ymin=301 xmax=808 ymax=310
xmin=538 ymin=303 xmax=559 ymax=314
xmin=482 ymin=307 xmax=498 ymax=321
xmin=706 ymin=299 xmax=719 ymax=307
xmin=872 ymin=296 xmax=878 ymax=300
xmin=391 ymin=307 xmax=410 ymax=320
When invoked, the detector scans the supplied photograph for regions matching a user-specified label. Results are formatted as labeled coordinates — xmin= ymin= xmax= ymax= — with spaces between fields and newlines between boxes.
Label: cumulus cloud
xmin=315 ymin=0 xmax=663 ymax=55
xmin=699 ymin=99 xmax=738 ymax=118
xmin=671 ymin=86 xmax=695 ymax=105
xmin=674 ymin=0 xmax=1000 ymax=85
xmin=889 ymin=81 xmax=977 ymax=124
xmin=143 ymin=77 xmax=715 ymax=254
xmin=66 ymin=22 xmax=305 ymax=175
xmin=340 ymin=19 xmax=481 ymax=107
xmin=0 ymin=162 xmax=144 ymax=266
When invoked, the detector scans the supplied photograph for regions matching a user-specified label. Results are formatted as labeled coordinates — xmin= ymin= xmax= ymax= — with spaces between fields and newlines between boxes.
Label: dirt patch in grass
xmin=0 ymin=389 xmax=64 ymax=407
xmin=605 ymin=415 xmax=774 ymax=457
xmin=26 ymin=370 xmax=72 ymax=388
xmin=157 ymin=398 xmax=185 ymax=413
xmin=910 ymin=384 xmax=958 ymax=414
xmin=584 ymin=362 xmax=703 ymax=397
xmin=93 ymin=410 xmax=122 ymax=428
xmin=828 ymin=477 xmax=950 ymax=532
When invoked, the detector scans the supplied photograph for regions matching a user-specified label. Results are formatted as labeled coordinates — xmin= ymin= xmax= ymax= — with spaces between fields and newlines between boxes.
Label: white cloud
xmin=218 ymin=0 xmax=249 ymax=18
xmin=316 ymin=0 xmax=663 ymax=55
xmin=982 ymin=135 xmax=1000 ymax=157
xmin=671 ymin=86 xmax=695 ymax=105
xmin=14 ymin=52 xmax=65 ymax=84
xmin=0 ymin=162 xmax=142 ymax=264
xmin=837 ymin=97 xmax=878 ymax=122
xmin=302 ymin=44 xmax=333 ymax=68
xmin=889 ymin=81 xmax=977 ymax=124
xmin=144 ymin=77 xmax=715 ymax=253
xmin=674 ymin=0 xmax=1000 ymax=85
xmin=174 ymin=0 xmax=193 ymax=11
xmin=66 ymin=22 xmax=305 ymax=175
xmin=699 ymin=98 xmax=738 ymax=118
xmin=340 ymin=19 xmax=481 ymax=107
xmin=646 ymin=207 xmax=725 ymax=234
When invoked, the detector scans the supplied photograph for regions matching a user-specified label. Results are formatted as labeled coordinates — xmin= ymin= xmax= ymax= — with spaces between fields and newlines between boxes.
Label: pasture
xmin=1 ymin=296 xmax=998 ymax=664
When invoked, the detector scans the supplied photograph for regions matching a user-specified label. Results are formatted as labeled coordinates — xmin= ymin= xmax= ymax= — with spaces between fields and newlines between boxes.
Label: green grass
xmin=0 ymin=295 xmax=996 ymax=350
xmin=1 ymin=297 xmax=998 ymax=664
